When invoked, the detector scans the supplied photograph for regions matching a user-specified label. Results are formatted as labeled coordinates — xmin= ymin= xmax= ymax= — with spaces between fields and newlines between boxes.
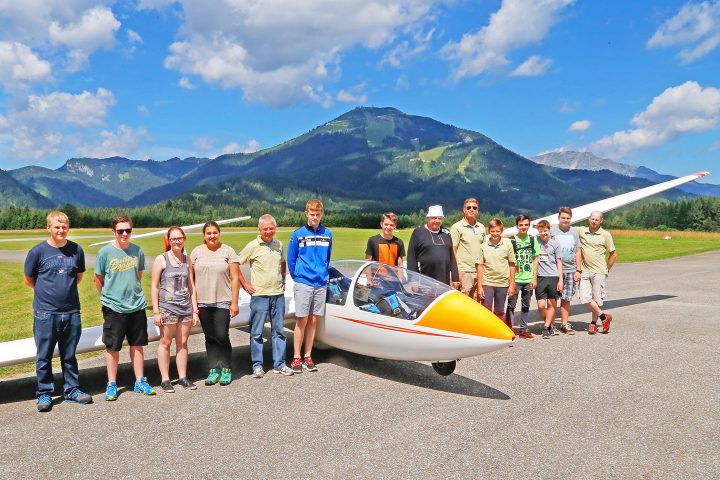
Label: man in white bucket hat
xmin=406 ymin=205 xmax=460 ymax=288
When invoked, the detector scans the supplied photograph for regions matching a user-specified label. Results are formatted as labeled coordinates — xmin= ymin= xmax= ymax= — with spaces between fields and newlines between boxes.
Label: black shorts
xmin=102 ymin=306 xmax=149 ymax=351
xmin=535 ymin=276 xmax=561 ymax=300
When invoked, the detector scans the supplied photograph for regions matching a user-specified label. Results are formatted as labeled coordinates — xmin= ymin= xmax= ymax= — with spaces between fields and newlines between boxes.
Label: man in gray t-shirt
xmin=549 ymin=207 xmax=582 ymax=334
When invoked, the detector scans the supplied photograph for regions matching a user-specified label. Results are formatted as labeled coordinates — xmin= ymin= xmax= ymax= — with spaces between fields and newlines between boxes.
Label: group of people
xmin=401 ymin=198 xmax=616 ymax=340
xmin=23 ymin=197 xmax=616 ymax=412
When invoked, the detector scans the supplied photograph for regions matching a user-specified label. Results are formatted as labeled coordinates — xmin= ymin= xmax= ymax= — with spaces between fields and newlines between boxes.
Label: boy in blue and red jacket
xmin=287 ymin=199 xmax=332 ymax=373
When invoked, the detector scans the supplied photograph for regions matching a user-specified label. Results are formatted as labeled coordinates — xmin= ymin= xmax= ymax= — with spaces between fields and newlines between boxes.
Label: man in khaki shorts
xmin=578 ymin=211 xmax=617 ymax=334
xmin=450 ymin=198 xmax=485 ymax=301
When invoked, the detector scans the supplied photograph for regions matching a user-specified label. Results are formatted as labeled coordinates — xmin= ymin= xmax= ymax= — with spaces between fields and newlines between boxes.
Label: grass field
xmin=1 ymin=227 xmax=719 ymax=377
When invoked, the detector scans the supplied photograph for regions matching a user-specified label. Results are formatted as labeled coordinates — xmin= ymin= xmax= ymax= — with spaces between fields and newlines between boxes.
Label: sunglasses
xmin=465 ymin=206 xmax=478 ymax=210
xmin=114 ymin=228 xmax=133 ymax=235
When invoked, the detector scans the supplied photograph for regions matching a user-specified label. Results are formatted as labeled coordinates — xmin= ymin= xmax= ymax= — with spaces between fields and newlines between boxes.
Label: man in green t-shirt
xmin=578 ymin=211 xmax=617 ymax=335
xmin=94 ymin=215 xmax=155 ymax=401
xmin=506 ymin=214 xmax=541 ymax=339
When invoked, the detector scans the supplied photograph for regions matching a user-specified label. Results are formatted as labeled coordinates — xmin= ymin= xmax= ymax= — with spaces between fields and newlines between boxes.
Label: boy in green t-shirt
xmin=506 ymin=214 xmax=541 ymax=339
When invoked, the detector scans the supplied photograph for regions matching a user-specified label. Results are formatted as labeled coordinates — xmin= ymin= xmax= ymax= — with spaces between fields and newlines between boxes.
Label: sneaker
xmin=160 ymin=380 xmax=175 ymax=393
xmin=133 ymin=377 xmax=156 ymax=396
xmin=219 ymin=368 xmax=232 ymax=385
xmin=560 ymin=324 xmax=575 ymax=335
xmin=37 ymin=394 xmax=52 ymax=412
xmin=550 ymin=326 xmax=560 ymax=336
xmin=273 ymin=365 xmax=294 ymax=376
xmin=602 ymin=313 xmax=613 ymax=334
xmin=178 ymin=377 xmax=197 ymax=390
xmin=588 ymin=323 xmax=598 ymax=335
xmin=65 ymin=389 xmax=93 ymax=404
xmin=205 ymin=369 xmax=221 ymax=385
xmin=289 ymin=358 xmax=303 ymax=374
xmin=252 ymin=366 xmax=264 ymax=379
xmin=518 ymin=331 xmax=535 ymax=340
xmin=104 ymin=381 xmax=118 ymax=401
xmin=302 ymin=357 xmax=318 ymax=372
xmin=542 ymin=328 xmax=551 ymax=339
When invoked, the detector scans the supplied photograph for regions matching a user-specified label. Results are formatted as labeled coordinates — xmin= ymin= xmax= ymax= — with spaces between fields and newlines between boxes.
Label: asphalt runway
xmin=1 ymin=251 xmax=718 ymax=479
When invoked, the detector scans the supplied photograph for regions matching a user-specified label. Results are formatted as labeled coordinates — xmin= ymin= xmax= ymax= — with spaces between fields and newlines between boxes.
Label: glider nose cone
xmin=415 ymin=291 xmax=515 ymax=341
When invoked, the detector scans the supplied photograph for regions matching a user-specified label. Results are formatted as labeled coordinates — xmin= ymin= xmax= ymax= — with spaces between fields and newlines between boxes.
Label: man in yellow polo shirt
xmin=578 ymin=211 xmax=617 ymax=335
xmin=238 ymin=214 xmax=294 ymax=377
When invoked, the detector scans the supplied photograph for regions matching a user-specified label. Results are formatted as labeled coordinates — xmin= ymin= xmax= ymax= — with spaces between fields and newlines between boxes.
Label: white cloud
xmin=442 ymin=0 xmax=573 ymax=79
xmin=647 ymin=0 xmax=720 ymax=64
xmin=336 ymin=83 xmax=368 ymax=104
xmin=220 ymin=139 xmax=261 ymax=155
xmin=76 ymin=124 xmax=148 ymax=158
xmin=395 ymin=74 xmax=410 ymax=90
xmin=0 ymin=2 xmax=121 ymax=74
xmin=193 ymin=136 xmax=213 ymax=153
xmin=0 ymin=87 xmax=117 ymax=161
xmin=511 ymin=55 xmax=552 ymax=77
xmin=137 ymin=104 xmax=150 ymax=115
xmin=127 ymin=29 xmax=143 ymax=44
xmin=590 ymin=81 xmax=720 ymax=158
xmin=381 ymin=27 xmax=434 ymax=68
xmin=163 ymin=0 xmax=434 ymax=106
xmin=178 ymin=76 xmax=195 ymax=89
xmin=48 ymin=6 xmax=119 ymax=49
xmin=569 ymin=119 xmax=591 ymax=132
xmin=136 ymin=0 xmax=177 ymax=10
xmin=0 ymin=41 xmax=52 ymax=90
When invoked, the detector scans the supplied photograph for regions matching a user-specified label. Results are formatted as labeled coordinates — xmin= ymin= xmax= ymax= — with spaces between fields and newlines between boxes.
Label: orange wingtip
xmin=415 ymin=291 xmax=515 ymax=341
xmin=692 ymin=171 xmax=710 ymax=177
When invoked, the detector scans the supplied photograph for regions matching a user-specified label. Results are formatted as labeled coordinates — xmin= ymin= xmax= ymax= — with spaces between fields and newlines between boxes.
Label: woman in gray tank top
xmin=150 ymin=226 xmax=199 ymax=393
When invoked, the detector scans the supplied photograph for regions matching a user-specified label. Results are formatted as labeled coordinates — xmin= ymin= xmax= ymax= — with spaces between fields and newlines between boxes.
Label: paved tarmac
xmin=0 ymin=251 xmax=718 ymax=479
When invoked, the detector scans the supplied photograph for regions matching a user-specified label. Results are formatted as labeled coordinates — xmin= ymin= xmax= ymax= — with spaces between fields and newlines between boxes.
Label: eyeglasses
xmin=114 ymin=228 xmax=132 ymax=234
xmin=168 ymin=237 xmax=184 ymax=242
xmin=465 ymin=206 xmax=478 ymax=210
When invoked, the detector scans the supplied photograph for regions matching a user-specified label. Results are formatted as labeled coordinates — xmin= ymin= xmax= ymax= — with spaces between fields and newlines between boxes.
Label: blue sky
xmin=0 ymin=0 xmax=718 ymax=182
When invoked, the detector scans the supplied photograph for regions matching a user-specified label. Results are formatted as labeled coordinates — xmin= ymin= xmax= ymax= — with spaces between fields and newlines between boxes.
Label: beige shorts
xmin=159 ymin=309 xmax=192 ymax=325
xmin=579 ymin=272 xmax=606 ymax=305
xmin=460 ymin=271 xmax=477 ymax=296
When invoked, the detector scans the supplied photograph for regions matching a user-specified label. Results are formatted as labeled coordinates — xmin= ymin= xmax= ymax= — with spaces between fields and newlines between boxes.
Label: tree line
xmin=0 ymin=196 xmax=718 ymax=231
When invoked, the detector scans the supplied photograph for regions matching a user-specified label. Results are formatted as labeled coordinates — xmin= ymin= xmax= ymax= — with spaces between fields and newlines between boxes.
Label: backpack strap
xmin=510 ymin=237 xmax=517 ymax=254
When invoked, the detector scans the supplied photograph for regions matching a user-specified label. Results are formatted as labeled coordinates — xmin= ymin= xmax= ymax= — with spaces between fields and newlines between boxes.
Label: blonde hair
xmin=380 ymin=212 xmax=397 ymax=225
xmin=46 ymin=211 xmax=69 ymax=228
xmin=488 ymin=218 xmax=504 ymax=229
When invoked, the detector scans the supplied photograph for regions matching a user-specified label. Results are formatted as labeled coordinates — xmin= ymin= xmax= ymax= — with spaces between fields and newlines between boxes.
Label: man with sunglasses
xmin=450 ymin=198 xmax=485 ymax=301
xmin=94 ymin=215 xmax=156 ymax=400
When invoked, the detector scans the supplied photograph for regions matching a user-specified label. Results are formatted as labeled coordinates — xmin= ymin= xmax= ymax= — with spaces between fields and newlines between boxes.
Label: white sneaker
xmin=252 ymin=366 xmax=264 ymax=378
xmin=272 ymin=365 xmax=294 ymax=376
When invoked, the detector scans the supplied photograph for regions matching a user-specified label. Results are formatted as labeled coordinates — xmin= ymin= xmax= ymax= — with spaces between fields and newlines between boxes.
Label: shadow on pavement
xmin=316 ymin=349 xmax=511 ymax=400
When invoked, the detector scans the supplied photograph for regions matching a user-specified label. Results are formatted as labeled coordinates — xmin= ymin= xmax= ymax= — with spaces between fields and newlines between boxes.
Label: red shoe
xmin=602 ymin=313 xmax=613 ymax=334
xmin=518 ymin=331 xmax=535 ymax=340
xmin=588 ymin=324 xmax=598 ymax=335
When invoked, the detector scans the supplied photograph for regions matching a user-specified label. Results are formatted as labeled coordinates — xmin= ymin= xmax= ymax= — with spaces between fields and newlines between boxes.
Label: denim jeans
xmin=249 ymin=295 xmax=286 ymax=369
xmin=33 ymin=310 xmax=82 ymax=398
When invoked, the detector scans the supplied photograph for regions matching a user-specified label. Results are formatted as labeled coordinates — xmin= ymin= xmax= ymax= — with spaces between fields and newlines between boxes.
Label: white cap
xmin=427 ymin=205 xmax=444 ymax=217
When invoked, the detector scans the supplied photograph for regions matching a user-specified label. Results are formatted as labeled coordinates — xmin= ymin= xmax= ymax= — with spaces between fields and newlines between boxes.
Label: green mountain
xmin=0 ymin=169 xmax=54 ymax=208
xmin=9 ymin=166 xmax=125 ymax=207
xmin=8 ymin=156 xmax=211 ymax=207
xmin=131 ymin=107 xmax=593 ymax=213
